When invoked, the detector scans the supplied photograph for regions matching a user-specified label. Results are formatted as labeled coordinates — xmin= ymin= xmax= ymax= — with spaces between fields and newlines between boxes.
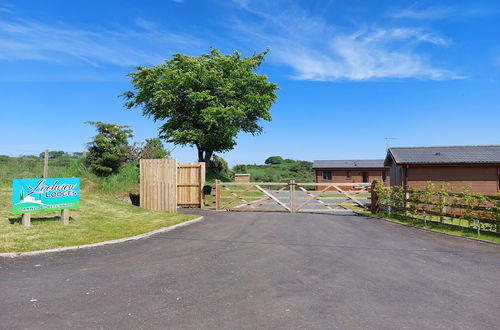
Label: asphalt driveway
xmin=1 ymin=211 xmax=499 ymax=329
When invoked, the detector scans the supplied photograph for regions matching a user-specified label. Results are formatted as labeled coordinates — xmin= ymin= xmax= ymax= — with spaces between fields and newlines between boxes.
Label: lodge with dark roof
xmin=312 ymin=159 xmax=390 ymax=187
xmin=384 ymin=145 xmax=500 ymax=195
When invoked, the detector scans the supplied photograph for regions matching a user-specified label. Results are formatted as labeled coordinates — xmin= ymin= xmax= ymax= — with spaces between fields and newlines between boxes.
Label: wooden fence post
xmin=290 ymin=180 xmax=295 ymax=213
xmin=440 ymin=196 xmax=446 ymax=223
xmin=404 ymin=186 xmax=409 ymax=216
xmin=43 ymin=149 xmax=49 ymax=178
xmin=497 ymin=211 xmax=499 ymax=234
xmin=215 ymin=179 xmax=221 ymax=210
xmin=371 ymin=180 xmax=379 ymax=214
xmin=21 ymin=213 xmax=31 ymax=227
xmin=60 ymin=209 xmax=70 ymax=225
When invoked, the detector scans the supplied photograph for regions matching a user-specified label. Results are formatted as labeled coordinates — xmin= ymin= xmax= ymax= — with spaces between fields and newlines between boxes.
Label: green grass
xmin=0 ymin=187 xmax=197 ymax=253
xmin=320 ymin=193 xmax=371 ymax=199
xmin=205 ymin=170 xmax=232 ymax=184
xmin=238 ymin=160 xmax=314 ymax=183
xmin=352 ymin=207 xmax=500 ymax=244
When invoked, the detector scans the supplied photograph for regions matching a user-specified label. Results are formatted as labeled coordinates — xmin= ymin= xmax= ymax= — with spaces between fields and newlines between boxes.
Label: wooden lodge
xmin=384 ymin=145 xmax=500 ymax=195
xmin=313 ymin=160 xmax=390 ymax=189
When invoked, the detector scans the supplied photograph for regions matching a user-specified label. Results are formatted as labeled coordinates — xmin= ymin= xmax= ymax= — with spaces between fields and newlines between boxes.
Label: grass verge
xmin=0 ymin=188 xmax=197 ymax=253
xmin=353 ymin=207 xmax=500 ymax=244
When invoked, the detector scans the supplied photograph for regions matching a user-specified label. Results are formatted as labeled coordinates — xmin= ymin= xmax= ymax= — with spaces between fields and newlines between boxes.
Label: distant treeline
xmin=232 ymin=156 xmax=314 ymax=182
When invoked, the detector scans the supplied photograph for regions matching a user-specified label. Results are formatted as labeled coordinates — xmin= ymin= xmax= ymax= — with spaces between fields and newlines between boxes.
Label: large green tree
xmin=122 ymin=48 xmax=279 ymax=163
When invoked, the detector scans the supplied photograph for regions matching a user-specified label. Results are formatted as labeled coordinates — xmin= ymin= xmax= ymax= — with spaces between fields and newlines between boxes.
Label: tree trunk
xmin=196 ymin=146 xmax=213 ymax=165
xmin=203 ymin=150 xmax=213 ymax=164
xmin=197 ymin=146 xmax=203 ymax=162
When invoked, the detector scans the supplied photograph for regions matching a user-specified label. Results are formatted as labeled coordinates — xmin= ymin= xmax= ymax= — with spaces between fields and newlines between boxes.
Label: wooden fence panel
xmin=177 ymin=162 xmax=205 ymax=207
xmin=140 ymin=159 xmax=177 ymax=212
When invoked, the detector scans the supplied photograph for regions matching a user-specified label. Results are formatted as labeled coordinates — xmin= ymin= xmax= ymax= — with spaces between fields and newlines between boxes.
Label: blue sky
xmin=0 ymin=0 xmax=499 ymax=166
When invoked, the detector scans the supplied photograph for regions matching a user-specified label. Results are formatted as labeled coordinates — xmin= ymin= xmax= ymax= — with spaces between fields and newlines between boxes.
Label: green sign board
xmin=12 ymin=178 xmax=80 ymax=214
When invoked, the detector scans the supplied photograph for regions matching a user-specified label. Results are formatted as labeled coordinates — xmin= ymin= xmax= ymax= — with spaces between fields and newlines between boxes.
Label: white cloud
xmin=232 ymin=1 xmax=456 ymax=81
xmin=389 ymin=3 xmax=498 ymax=21
xmin=0 ymin=15 xmax=205 ymax=67
xmin=390 ymin=6 xmax=453 ymax=20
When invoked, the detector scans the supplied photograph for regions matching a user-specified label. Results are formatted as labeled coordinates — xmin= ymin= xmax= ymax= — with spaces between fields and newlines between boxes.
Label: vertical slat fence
xmin=140 ymin=159 xmax=177 ymax=212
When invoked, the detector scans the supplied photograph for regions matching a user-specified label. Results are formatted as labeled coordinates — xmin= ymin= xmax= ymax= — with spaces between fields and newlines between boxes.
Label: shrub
xmin=209 ymin=155 xmax=230 ymax=177
xmin=141 ymin=138 xmax=170 ymax=159
xmin=84 ymin=121 xmax=133 ymax=177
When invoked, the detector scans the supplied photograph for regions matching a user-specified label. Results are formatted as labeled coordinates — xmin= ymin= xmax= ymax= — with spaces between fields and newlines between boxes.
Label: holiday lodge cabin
xmin=313 ymin=160 xmax=390 ymax=190
xmin=384 ymin=145 xmax=500 ymax=195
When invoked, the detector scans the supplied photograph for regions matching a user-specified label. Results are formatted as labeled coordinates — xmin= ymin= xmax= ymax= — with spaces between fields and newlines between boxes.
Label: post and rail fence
xmin=370 ymin=180 xmax=500 ymax=234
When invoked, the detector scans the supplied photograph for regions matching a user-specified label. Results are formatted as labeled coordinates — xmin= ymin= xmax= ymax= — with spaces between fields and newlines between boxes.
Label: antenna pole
xmin=385 ymin=137 xmax=398 ymax=151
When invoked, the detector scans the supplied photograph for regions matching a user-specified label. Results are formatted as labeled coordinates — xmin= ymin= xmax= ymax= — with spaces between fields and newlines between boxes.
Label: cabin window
xmin=382 ymin=171 xmax=387 ymax=183
xmin=347 ymin=170 xmax=352 ymax=178
xmin=323 ymin=170 xmax=332 ymax=180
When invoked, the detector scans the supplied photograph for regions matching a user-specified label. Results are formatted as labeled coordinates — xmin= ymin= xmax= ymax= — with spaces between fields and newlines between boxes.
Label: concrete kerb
xmin=353 ymin=211 xmax=500 ymax=246
xmin=0 ymin=216 xmax=204 ymax=258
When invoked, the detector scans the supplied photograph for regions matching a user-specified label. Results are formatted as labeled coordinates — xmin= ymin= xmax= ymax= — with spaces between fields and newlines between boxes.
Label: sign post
xmin=12 ymin=178 xmax=80 ymax=226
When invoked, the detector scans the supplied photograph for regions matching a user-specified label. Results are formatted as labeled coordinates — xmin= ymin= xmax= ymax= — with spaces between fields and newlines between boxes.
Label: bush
xmin=84 ymin=121 xmax=133 ymax=177
xmin=141 ymin=138 xmax=170 ymax=159
xmin=209 ymin=155 xmax=230 ymax=177
xmin=232 ymin=164 xmax=248 ymax=173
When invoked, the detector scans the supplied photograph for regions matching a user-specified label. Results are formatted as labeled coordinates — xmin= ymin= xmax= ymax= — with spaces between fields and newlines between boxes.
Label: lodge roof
xmin=312 ymin=159 xmax=386 ymax=169
xmin=385 ymin=145 xmax=500 ymax=165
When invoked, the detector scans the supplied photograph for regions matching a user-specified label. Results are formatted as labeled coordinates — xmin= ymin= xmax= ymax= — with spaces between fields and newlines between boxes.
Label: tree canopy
xmin=122 ymin=48 xmax=279 ymax=163
xmin=264 ymin=156 xmax=284 ymax=165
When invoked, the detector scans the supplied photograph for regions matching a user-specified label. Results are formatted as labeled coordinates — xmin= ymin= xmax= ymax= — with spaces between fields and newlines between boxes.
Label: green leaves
xmin=84 ymin=122 xmax=133 ymax=177
xmin=123 ymin=47 xmax=279 ymax=162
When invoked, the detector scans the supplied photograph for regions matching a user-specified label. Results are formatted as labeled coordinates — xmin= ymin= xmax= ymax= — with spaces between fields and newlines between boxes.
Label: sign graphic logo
xmin=12 ymin=178 xmax=80 ymax=214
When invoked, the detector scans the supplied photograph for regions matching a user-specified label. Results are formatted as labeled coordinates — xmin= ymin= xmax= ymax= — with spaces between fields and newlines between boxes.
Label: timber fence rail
xmin=371 ymin=181 xmax=500 ymax=234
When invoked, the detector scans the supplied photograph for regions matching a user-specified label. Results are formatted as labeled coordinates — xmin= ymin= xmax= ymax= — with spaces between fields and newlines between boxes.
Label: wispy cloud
xmin=0 ymin=15 xmax=205 ymax=67
xmin=389 ymin=3 xmax=499 ymax=21
xmin=232 ymin=1 xmax=456 ymax=81
xmin=390 ymin=5 xmax=452 ymax=20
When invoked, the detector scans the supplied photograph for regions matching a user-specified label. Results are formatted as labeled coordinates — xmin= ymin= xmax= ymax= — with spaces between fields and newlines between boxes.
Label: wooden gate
xmin=215 ymin=180 xmax=370 ymax=213
xmin=177 ymin=162 xmax=205 ymax=207
xmin=140 ymin=159 xmax=205 ymax=212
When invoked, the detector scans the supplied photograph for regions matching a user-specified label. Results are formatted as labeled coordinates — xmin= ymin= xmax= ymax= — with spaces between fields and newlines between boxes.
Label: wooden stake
xmin=370 ymin=181 xmax=378 ymax=214
xmin=215 ymin=180 xmax=221 ymax=210
xmin=43 ymin=149 xmax=49 ymax=178
xmin=60 ymin=209 xmax=69 ymax=225
xmin=21 ymin=213 xmax=31 ymax=227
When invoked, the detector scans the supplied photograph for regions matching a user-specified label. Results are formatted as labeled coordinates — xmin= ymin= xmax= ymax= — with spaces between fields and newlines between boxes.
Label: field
xmin=234 ymin=160 xmax=314 ymax=182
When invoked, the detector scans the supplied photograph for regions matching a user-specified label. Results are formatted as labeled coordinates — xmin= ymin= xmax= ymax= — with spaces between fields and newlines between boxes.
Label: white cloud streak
xmin=232 ymin=1 xmax=457 ymax=81
xmin=0 ymin=15 xmax=205 ymax=67
xmin=390 ymin=6 xmax=453 ymax=20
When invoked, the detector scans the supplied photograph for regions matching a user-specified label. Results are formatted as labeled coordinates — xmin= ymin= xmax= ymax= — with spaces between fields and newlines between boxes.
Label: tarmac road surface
xmin=1 ymin=210 xmax=499 ymax=329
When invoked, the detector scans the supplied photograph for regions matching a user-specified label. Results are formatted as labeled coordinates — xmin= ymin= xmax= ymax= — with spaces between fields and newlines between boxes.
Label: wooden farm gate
xmin=215 ymin=180 xmax=371 ymax=213
xmin=140 ymin=159 xmax=205 ymax=212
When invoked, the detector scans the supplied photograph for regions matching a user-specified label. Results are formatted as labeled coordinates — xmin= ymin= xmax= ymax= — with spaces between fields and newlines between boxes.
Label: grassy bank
xmin=0 ymin=156 xmax=140 ymax=194
xmin=0 ymin=187 xmax=197 ymax=253
xmin=353 ymin=208 xmax=500 ymax=244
